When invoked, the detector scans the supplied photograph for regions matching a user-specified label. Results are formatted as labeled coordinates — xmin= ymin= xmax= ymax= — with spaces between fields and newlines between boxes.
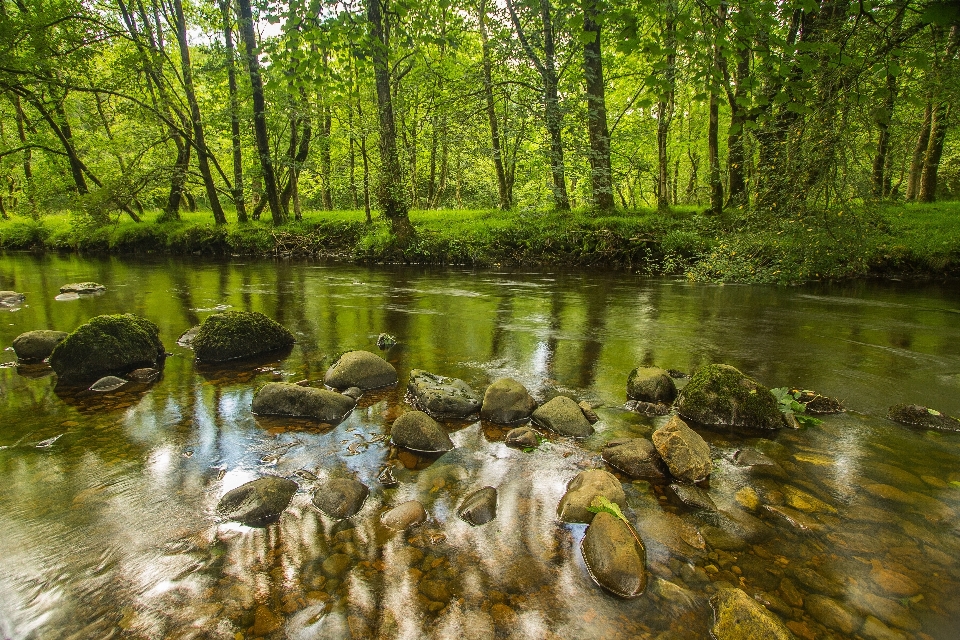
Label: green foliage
xmin=587 ymin=495 xmax=629 ymax=525
xmin=771 ymin=387 xmax=823 ymax=427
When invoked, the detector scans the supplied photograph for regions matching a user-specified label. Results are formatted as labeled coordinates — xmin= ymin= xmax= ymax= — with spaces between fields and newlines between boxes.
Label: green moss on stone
xmin=192 ymin=311 xmax=294 ymax=363
xmin=49 ymin=314 xmax=164 ymax=384
xmin=677 ymin=364 xmax=784 ymax=429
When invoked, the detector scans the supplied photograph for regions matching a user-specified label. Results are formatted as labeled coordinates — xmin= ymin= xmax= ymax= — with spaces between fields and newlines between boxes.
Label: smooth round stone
xmin=479 ymin=378 xmax=537 ymax=424
xmin=733 ymin=449 xmax=786 ymax=477
xmin=581 ymin=511 xmax=647 ymax=598
xmin=252 ymin=383 xmax=356 ymax=423
xmin=324 ymin=350 xmax=398 ymax=390
xmin=380 ymin=500 xmax=427 ymax=530
xmin=192 ymin=310 xmax=294 ymax=363
xmin=457 ymin=486 xmax=497 ymax=526
xmin=12 ymin=330 xmax=68 ymax=362
xmin=805 ymin=594 xmax=862 ymax=634
xmin=557 ymin=469 xmax=625 ymax=524
xmin=504 ymin=426 xmax=539 ymax=449
xmin=531 ymin=396 xmax=594 ymax=437
xmin=602 ymin=438 xmax=668 ymax=479
xmin=312 ymin=478 xmax=369 ymax=520
xmin=217 ymin=476 xmax=298 ymax=527
xmin=670 ymin=483 xmax=717 ymax=511
xmin=652 ymin=415 xmax=712 ymax=483
xmin=627 ymin=366 xmax=677 ymax=403
xmin=391 ymin=410 xmax=454 ymax=453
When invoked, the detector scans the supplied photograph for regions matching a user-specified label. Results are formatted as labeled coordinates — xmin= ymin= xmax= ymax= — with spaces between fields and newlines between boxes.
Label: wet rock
xmin=380 ymin=500 xmax=427 ymax=530
xmin=602 ymin=438 xmax=668 ymax=479
xmin=480 ymin=378 xmax=537 ymax=424
xmin=762 ymin=505 xmax=825 ymax=533
xmin=419 ymin=579 xmax=450 ymax=602
xmin=252 ymin=383 xmax=355 ymax=423
xmin=88 ymin=376 xmax=128 ymax=392
xmin=627 ymin=366 xmax=678 ymax=404
xmin=860 ymin=616 xmax=907 ymax=640
xmin=324 ymin=350 xmax=398 ymax=390
xmin=192 ymin=310 xmax=294 ymax=363
xmin=676 ymin=364 xmax=784 ymax=429
xmin=60 ymin=282 xmax=105 ymax=294
xmin=578 ymin=400 xmax=600 ymax=424
xmin=804 ymin=595 xmax=861 ymax=634
xmin=627 ymin=400 xmax=672 ymax=415
xmin=312 ymin=478 xmax=369 ymax=520
xmin=128 ymin=367 xmax=161 ymax=383
xmin=376 ymin=333 xmax=398 ymax=350
xmin=457 ymin=486 xmax=497 ymax=526
xmin=252 ymin=605 xmax=282 ymax=636
xmin=12 ymin=330 xmax=68 ymax=362
xmin=781 ymin=485 xmax=836 ymax=514
xmin=735 ymin=487 xmax=761 ymax=511
xmin=504 ymin=426 xmax=539 ymax=449
xmin=700 ymin=525 xmax=747 ymax=551
xmin=792 ymin=566 xmax=845 ymax=597
xmin=733 ymin=449 xmax=786 ymax=478
xmin=888 ymin=404 xmax=960 ymax=431
xmin=557 ymin=469 xmax=625 ymax=524
xmin=581 ymin=511 xmax=647 ymax=598
xmin=391 ymin=411 xmax=454 ymax=453
xmin=531 ymin=396 xmax=594 ymax=437
xmin=407 ymin=369 xmax=481 ymax=419
xmin=851 ymin=588 xmax=921 ymax=632
xmin=378 ymin=466 xmax=398 ymax=487
xmin=863 ymin=483 xmax=914 ymax=504
xmin=795 ymin=391 xmax=844 ymax=414
xmin=217 ymin=476 xmax=298 ymax=527
xmin=0 ymin=291 xmax=24 ymax=306
xmin=652 ymin=415 xmax=712 ymax=483
xmin=710 ymin=587 xmax=793 ymax=640
xmin=670 ymin=483 xmax=717 ymax=511
xmin=49 ymin=314 xmax=165 ymax=385
xmin=342 ymin=386 xmax=362 ymax=400
xmin=868 ymin=462 xmax=924 ymax=490
xmin=177 ymin=325 xmax=199 ymax=348
xmin=869 ymin=559 xmax=918 ymax=596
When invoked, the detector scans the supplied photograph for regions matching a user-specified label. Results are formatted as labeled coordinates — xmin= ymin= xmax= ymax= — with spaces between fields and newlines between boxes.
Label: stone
xmin=324 ymin=350 xmax=398 ymax=390
xmin=380 ymin=500 xmax=427 ymax=530
xmin=869 ymin=560 xmax=918 ymax=597
xmin=735 ymin=487 xmax=761 ymax=511
xmin=407 ymin=369 xmax=481 ymax=419
xmin=504 ymin=426 xmax=539 ymax=449
xmin=710 ymin=587 xmax=793 ymax=640
xmin=217 ymin=476 xmax=298 ymax=527
xmin=796 ymin=391 xmax=844 ymax=414
xmin=804 ymin=595 xmax=861 ymax=634
xmin=581 ymin=511 xmax=647 ymax=598
xmin=480 ymin=378 xmax=537 ymax=424
xmin=557 ymin=469 xmax=625 ymax=524
xmin=376 ymin=333 xmax=398 ymax=349
xmin=762 ymin=505 xmax=825 ymax=533
xmin=531 ymin=396 xmax=594 ymax=437
xmin=321 ymin=554 xmax=352 ymax=578
xmin=192 ymin=310 xmax=294 ymax=363
xmin=860 ymin=616 xmax=907 ymax=640
xmin=733 ymin=449 xmax=786 ymax=477
xmin=457 ymin=486 xmax=497 ymax=526
xmin=677 ymin=364 xmax=784 ymax=429
xmin=252 ymin=605 xmax=282 ymax=636
xmin=627 ymin=366 xmax=678 ymax=403
xmin=602 ymin=438 xmax=668 ymax=479
xmin=850 ymin=588 xmax=921 ymax=632
xmin=670 ymin=483 xmax=717 ymax=511
xmin=127 ymin=367 xmax=161 ymax=383
xmin=59 ymin=282 xmax=105 ymax=294
xmin=390 ymin=411 xmax=454 ymax=453
xmin=88 ymin=375 xmax=128 ymax=392
xmin=652 ymin=415 xmax=712 ymax=483
xmin=252 ymin=383 xmax=356 ymax=423
xmin=342 ymin=387 xmax=362 ymax=400
xmin=12 ymin=330 xmax=68 ymax=362
xmin=888 ymin=404 xmax=960 ymax=431
xmin=781 ymin=485 xmax=836 ymax=514
xmin=378 ymin=466 xmax=398 ymax=487
xmin=0 ymin=291 xmax=24 ymax=305
xmin=312 ymin=478 xmax=369 ymax=520
xmin=791 ymin=567 xmax=845 ymax=597
xmin=578 ymin=401 xmax=600 ymax=423
xmin=627 ymin=400 xmax=673 ymax=415
xmin=49 ymin=314 xmax=165 ymax=385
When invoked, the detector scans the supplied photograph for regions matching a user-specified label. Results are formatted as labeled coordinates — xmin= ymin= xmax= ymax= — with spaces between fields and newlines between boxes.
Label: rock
xmin=377 ymin=466 xmax=398 ymax=487
xmin=342 ymin=387 xmax=362 ymax=400
xmin=627 ymin=366 xmax=678 ymax=403
xmin=457 ymin=487 xmax=497 ymax=526
xmin=851 ymin=588 xmax=921 ymax=632
xmin=791 ymin=567 xmax=845 ymax=597
xmin=380 ymin=500 xmax=427 ymax=530
xmin=860 ymin=616 xmax=907 ymax=640
xmin=733 ymin=449 xmax=786 ymax=477
xmin=376 ymin=333 xmax=398 ymax=349
xmin=627 ymin=400 xmax=673 ymax=415
xmin=710 ymin=587 xmax=794 ymax=640
xmin=12 ymin=330 xmax=68 ymax=362
xmin=252 ymin=605 xmax=282 ymax=636
xmin=479 ymin=378 xmax=537 ymax=424
xmin=531 ymin=396 xmax=594 ymax=437
xmin=49 ymin=314 xmax=165 ymax=385
xmin=578 ymin=400 xmax=599 ymax=423
xmin=391 ymin=411 xmax=454 ymax=453
xmin=60 ymin=282 xmax=105 ymax=294
xmin=762 ymin=505 xmax=825 ymax=533
xmin=407 ymin=369 xmax=482 ymax=418
xmin=88 ymin=376 xmax=128 ymax=392
xmin=676 ymin=364 xmax=784 ymax=429
xmin=888 ymin=404 xmax=960 ymax=432
xmin=781 ymin=485 xmax=836 ymax=514
xmin=804 ymin=595 xmax=861 ymax=634
xmin=217 ymin=476 xmax=298 ymax=527
xmin=735 ymin=487 xmax=761 ymax=511
xmin=557 ymin=469 xmax=625 ymax=524
xmin=177 ymin=326 xmax=199 ymax=348
xmin=602 ymin=438 xmax=668 ymax=479
xmin=795 ymin=391 xmax=844 ymax=414
xmin=0 ymin=291 xmax=24 ymax=306
xmin=192 ymin=310 xmax=294 ymax=363
xmin=670 ymin=483 xmax=717 ymax=511
xmin=324 ymin=350 xmax=397 ymax=390
xmin=581 ymin=511 xmax=647 ymax=598
xmin=321 ymin=553 xmax=352 ymax=578
xmin=869 ymin=559 xmax=918 ymax=597
xmin=252 ymin=383 xmax=355 ymax=423
xmin=651 ymin=415 xmax=712 ymax=483
xmin=127 ymin=367 xmax=161 ymax=383
xmin=700 ymin=525 xmax=748 ymax=551
xmin=312 ymin=478 xmax=369 ymax=520
xmin=504 ymin=426 xmax=539 ymax=449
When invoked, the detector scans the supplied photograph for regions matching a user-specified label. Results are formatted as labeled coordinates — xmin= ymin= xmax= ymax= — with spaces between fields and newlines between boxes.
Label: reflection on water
xmin=0 ymin=253 xmax=958 ymax=639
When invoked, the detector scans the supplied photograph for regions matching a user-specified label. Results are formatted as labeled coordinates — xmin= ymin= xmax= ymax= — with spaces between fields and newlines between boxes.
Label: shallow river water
xmin=0 ymin=253 xmax=959 ymax=640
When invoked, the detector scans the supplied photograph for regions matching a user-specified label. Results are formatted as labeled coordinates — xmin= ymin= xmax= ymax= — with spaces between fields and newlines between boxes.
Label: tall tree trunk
xmin=708 ymin=91 xmax=722 ymax=214
xmin=906 ymin=103 xmax=931 ymax=201
xmin=583 ymin=0 xmax=613 ymax=210
xmin=222 ymin=0 xmax=246 ymax=222
xmin=12 ymin=96 xmax=33 ymax=206
xmin=919 ymin=103 xmax=950 ymax=202
xmin=50 ymin=102 xmax=88 ymax=195
xmin=871 ymin=73 xmax=897 ymax=199
xmin=656 ymin=1 xmax=677 ymax=210
xmin=349 ymin=103 xmax=358 ymax=209
xmin=321 ymin=105 xmax=333 ymax=210
xmin=480 ymin=0 xmax=510 ymax=209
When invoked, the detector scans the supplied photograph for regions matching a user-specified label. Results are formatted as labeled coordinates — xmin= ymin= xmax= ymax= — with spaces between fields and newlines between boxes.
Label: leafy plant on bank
xmin=771 ymin=387 xmax=823 ymax=427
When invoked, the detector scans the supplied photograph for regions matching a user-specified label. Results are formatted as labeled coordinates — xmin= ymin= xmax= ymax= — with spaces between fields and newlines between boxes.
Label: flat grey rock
xmin=252 ymin=383 xmax=355 ymax=423
xmin=407 ymin=369 xmax=481 ymax=419
xmin=217 ymin=476 xmax=298 ymax=527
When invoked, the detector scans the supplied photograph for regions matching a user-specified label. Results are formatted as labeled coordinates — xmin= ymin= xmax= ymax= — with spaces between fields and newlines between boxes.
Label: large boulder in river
xmin=312 ymin=478 xmax=369 ymax=520
xmin=252 ymin=383 xmax=355 ymax=423
xmin=627 ymin=367 xmax=677 ymax=404
xmin=407 ymin=369 xmax=482 ymax=419
xmin=480 ymin=378 xmax=537 ymax=424
xmin=710 ymin=587 xmax=794 ymax=640
xmin=391 ymin=410 xmax=454 ymax=453
xmin=602 ymin=438 xmax=668 ymax=479
xmin=888 ymin=404 xmax=960 ymax=432
xmin=557 ymin=469 xmax=625 ymax=524
xmin=49 ymin=314 xmax=165 ymax=385
xmin=652 ymin=415 xmax=712 ymax=483
xmin=192 ymin=311 xmax=294 ymax=363
xmin=217 ymin=476 xmax=298 ymax=527
xmin=581 ymin=511 xmax=647 ymax=598
xmin=531 ymin=396 xmax=594 ymax=437
xmin=676 ymin=364 xmax=784 ymax=429
xmin=12 ymin=330 xmax=68 ymax=362
xmin=324 ymin=350 xmax=397 ymax=390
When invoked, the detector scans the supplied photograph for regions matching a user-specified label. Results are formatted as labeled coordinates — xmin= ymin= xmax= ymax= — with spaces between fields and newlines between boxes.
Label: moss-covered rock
xmin=888 ymin=404 xmax=960 ymax=432
xmin=676 ymin=364 xmax=784 ymax=429
xmin=49 ymin=314 xmax=165 ymax=384
xmin=710 ymin=587 xmax=794 ymax=640
xmin=627 ymin=366 xmax=677 ymax=403
xmin=192 ymin=311 xmax=294 ymax=363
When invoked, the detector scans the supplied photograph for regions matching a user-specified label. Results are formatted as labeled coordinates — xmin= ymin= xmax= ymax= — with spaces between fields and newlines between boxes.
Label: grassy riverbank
xmin=1 ymin=202 xmax=958 ymax=283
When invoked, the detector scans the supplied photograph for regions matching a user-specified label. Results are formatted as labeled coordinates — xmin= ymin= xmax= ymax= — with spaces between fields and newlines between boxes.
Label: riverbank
xmin=1 ymin=202 xmax=958 ymax=283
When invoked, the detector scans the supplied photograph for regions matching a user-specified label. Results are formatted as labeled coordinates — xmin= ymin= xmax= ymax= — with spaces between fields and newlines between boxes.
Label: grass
xmin=1 ymin=201 xmax=959 ymax=284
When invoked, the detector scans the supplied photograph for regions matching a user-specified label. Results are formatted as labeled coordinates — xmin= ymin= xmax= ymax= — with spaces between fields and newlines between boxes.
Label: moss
xmin=192 ymin=310 xmax=294 ymax=363
xmin=49 ymin=314 xmax=165 ymax=384
xmin=677 ymin=364 xmax=783 ymax=429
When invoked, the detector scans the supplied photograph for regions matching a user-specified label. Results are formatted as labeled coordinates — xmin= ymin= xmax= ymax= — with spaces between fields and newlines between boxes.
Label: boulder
xmin=479 ymin=378 xmax=537 ymax=424
xmin=652 ymin=415 xmax=712 ymax=483
xmin=49 ymin=314 xmax=165 ymax=385
xmin=670 ymin=483 xmax=717 ymax=511
xmin=192 ymin=311 xmax=294 ymax=363
xmin=676 ymin=364 xmax=784 ymax=429
xmin=710 ymin=587 xmax=794 ymax=640
xmin=312 ymin=478 xmax=369 ymax=520
xmin=12 ymin=330 xmax=68 ymax=362
xmin=504 ymin=426 xmax=539 ymax=449
xmin=602 ymin=438 xmax=668 ymax=479
xmin=381 ymin=500 xmax=427 ymax=530
xmin=557 ymin=469 xmax=625 ymax=524
xmin=888 ymin=404 xmax=960 ymax=432
xmin=217 ymin=476 xmax=298 ymax=527
xmin=324 ymin=350 xmax=398 ymax=390
xmin=407 ymin=369 xmax=482 ymax=419
xmin=391 ymin=410 xmax=454 ymax=453
xmin=531 ymin=396 xmax=594 ymax=437
xmin=59 ymin=282 xmax=105 ymax=294
xmin=252 ymin=383 xmax=355 ymax=423
xmin=457 ymin=487 xmax=498 ymax=526
xmin=581 ymin=511 xmax=647 ymax=598
xmin=627 ymin=366 xmax=678 ymax=403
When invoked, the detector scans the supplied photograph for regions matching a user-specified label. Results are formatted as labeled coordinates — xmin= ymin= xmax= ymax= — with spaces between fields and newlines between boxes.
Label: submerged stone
xmin=252 ymin=383 xmax=355 ymax=423
xmin=578 ymin=401 xmax=600 ymax=423
xmin=504 ymin=426 xmax=539 ymax=449
xmin=457 ymin=487 xmax=497 ymax=526
xmin=733 ymin=449 xmax=786 ymax=478
xmin=531 ymin=396 xmax=594 ymax=437
xmin=49 ymin=314 xmax=165 ymax=385
xmin=652 ymin=415 xmax=712 ymax=483
xmin=391 ymin=410 xmax=454 ymax=453
xmin=192 ymin=311 xmax=294 ymax=363
xmin=710 ymin=587 xmax=793 ymax=640
xmin=480 ymin=378 xmax=537 ymax=424
xmin=12 ymin=330 xmax=68 ymax=362
xmin=670 ymin=483 xmax=717 ymax=511
xmin=0 ymin=291 xmax=24 ymax=306
xmin=581 ymin=511 xmax=647 ymax=598
xmin=407 ymin=369 xmax=482 ymax=418
xmin=127 ymin=367 xmax=161 ymax=383
xmin=312 ymin=478 xmax=369 ymax=520
xmin=59 ymin=282 xmax=105 ymax=294
xmin=217 ymin=476 xmax=298 ymax=527
xmin=381 ymin=500 xmax=427 ymax=530
xmin=888 ymin=404 xmax=960 ymax=432
xmin=324 ymin=350 xmax=398 ymax=390
xmin=602 ymin=438 xmax=668 ymax=479
xmin=378 ymin=466 xmax=399 ymax=487
xmin=557 ymin=469 xmax=625 ymax=524
xmin=627 ymin=366 xmax=678 ymax=404
xmin=804 ymin=594 xmax=862 ymax=634
xmin=88 ymin=375 xmax=128 ymax=392
xmin=676 ymin=364 xmax=784 ymax=429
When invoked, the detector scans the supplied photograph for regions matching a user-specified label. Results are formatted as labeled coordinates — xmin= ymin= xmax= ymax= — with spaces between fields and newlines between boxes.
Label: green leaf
xmin=586 ymin=495 xmax=628 ymax=525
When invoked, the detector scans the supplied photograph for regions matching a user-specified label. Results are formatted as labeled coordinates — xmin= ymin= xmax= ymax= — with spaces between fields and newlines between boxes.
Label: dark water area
xmin=0 ymin=253 xmax=958 ymax=640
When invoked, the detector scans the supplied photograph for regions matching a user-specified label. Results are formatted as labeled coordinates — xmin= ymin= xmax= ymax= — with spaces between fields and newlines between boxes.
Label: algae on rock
xmin=677 ymin=364 xmax=784 ymax=429
xmin=49 ymin=314 xmax=165 ymax=384
xmin=192 ymin=311 xmax=294 ymax=363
